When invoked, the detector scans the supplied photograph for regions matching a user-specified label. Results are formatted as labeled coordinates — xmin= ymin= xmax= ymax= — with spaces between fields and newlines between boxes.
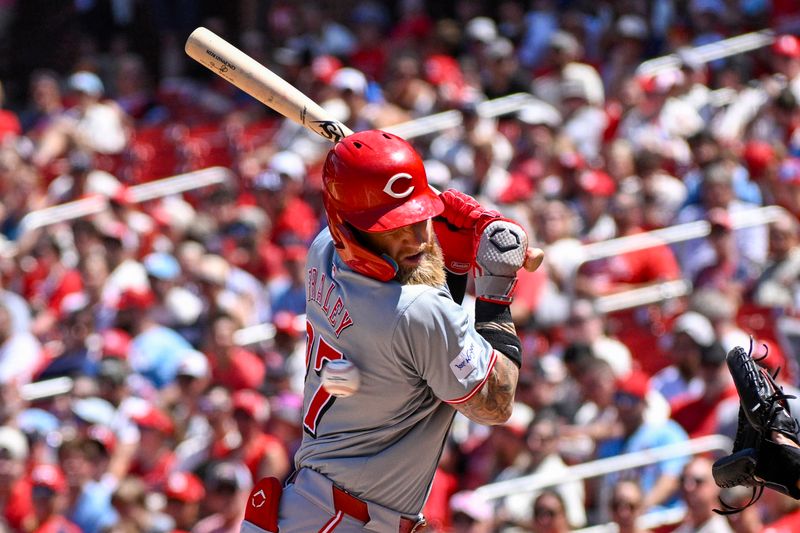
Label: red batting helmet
xmin=322 ymin=130 xmax=443 ymax=281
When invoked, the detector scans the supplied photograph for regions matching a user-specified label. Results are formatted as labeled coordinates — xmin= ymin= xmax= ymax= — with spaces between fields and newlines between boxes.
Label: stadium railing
xmin=564 ymin=205 xmax=787 ymax=306
xmin=637 ymin=29 xmax=775 ymax=76
xmin=17 ymin=166 xmax=233 ymax=237
xmin=386 ymin=92 xmax=539 ymax=140
xmin=474 ymin=434 xmax=732 ymax=531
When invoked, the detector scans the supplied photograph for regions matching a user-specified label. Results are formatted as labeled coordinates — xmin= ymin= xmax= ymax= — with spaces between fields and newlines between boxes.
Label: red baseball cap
xmin=86 ymin=424 xmax=116 ymax=454
xmin=164 ymin=471 xmax=205 ymax=503
xmin=131 ymin=405 xmax=174 ymax=435
xmin=232 ymin=390 xmax=270 ymax=423
xmin=773 ymin=35 xmax=800 ymax=58
xmin=30 ymin=464 xmax=67 ymax=494
xmin=273 ymin=311 xmax=301 ymax=337
xmin=101 ymin=328 xmax=132 ymax=358
xmin=742 ymin=141 xmax=775 ymax=179
xmin=116 ymin=288 xmax=155 ymax=311
xmin=615 ymin=370 xmax=650 ymax=401
xmin=578 ymin=170 xmax=616 ymax=197
xmin=312 ymin=55 xmax=343 ymax=84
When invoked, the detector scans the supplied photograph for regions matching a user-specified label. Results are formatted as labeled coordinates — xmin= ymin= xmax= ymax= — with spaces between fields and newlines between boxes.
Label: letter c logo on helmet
xmin=383 ymin=173 xmax=415 ymax=199
xmin=322 ymin=130 xmax=443 ymax=281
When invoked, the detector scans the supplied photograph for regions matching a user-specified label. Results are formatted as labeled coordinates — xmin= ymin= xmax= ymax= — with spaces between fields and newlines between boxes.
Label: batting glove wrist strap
xmin=473 ymin=219 xmax=527 ymax=304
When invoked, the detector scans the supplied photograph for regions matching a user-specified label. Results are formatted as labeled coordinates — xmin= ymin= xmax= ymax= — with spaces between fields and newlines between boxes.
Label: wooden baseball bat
xmin=185 ymin=27 xmax=353 ymax=143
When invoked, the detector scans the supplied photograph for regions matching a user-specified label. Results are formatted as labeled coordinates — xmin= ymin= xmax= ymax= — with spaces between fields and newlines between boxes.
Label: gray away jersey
xmin=295 ymin=229 xmax=496 ymax=515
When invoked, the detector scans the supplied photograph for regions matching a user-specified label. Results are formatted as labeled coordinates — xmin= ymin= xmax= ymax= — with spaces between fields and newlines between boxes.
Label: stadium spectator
xmin=573 ymin=169 xmax=617 ymax=242
xmin=0 ymin=301 xmax=43 ymax=386
xmin=691 ymin=289 xmax=751 ymax=353
xmin=227 ymin=389 xmax=290 ymax=483
xmin=692 ymin=209 xmax=755 ymax=301
xmin=163 ymin=471 xmax=205 ymax=531
xmin=531 ymin=30 xmax=603 ymax=109
xmin=651 ymin=311 xmax=715 ymax=402
xmin=751 ymin=211 xmax=800 ymax=309
xmin=670 ymin=342 xmax=737 ymax=437
xmin=193 ymin=461 xmax=252 ymax=533
xmin=59 ymin=432 xmax=121 ymax=533
xmin=675 ymin=161 xmax=767 ymax=279
xmin=29 ymin=464 xmax=80 ymax=533
xmin=32 ymin=71 xmax=130 ymax=169
xmin=593 ymin=370 xmax=689 ymax=521
xmin=575 ymin=190 xmax=681 ymax=298
xmin=0 ymin=81 xmax=20 ymax=143
xmin=497 ymin=412 xmax=585 ymax=529
xmin=449 ymin=490 xmax=494 ymax=533
xmin=673 ymin=456 xmax=733 ymax=533
xmin=529 ymin=490 xmax=571 ymax=533
xmin=205 ymin=314 xmax=265 ymax=392
xmin=721 ymin=485 xmax=764 ymax=532
xmin=561 ymin=299 xmax=632 ymax=378
xmin=0 ymin=426 xmax=32 ymax=531
xmin=19 ymin=69 xmax=65 ymax=140
xmin=609 ymin=480 xmax=650 ymax=533
xmin=127 ymin=403 xmax=175 ymax=488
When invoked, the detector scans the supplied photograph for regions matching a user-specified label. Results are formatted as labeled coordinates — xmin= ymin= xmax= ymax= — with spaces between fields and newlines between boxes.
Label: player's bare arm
xmin=454 ymin=345 xmax=519 ymax=425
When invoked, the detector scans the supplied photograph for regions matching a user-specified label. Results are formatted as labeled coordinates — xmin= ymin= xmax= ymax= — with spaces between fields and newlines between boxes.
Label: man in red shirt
xmin=228 ymin=390 xmax=290 ymax=484
xmin=29 ymin=464 xmax=81 ymax=533
xmin=671 ymin=342 xmax=737 ymax=438
xmin=163 ymin=471 xmax=205 ymax=531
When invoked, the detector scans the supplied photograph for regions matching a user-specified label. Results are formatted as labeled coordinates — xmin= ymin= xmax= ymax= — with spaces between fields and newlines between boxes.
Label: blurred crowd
xmin=2 ymin=1 xmax=800 ymax=532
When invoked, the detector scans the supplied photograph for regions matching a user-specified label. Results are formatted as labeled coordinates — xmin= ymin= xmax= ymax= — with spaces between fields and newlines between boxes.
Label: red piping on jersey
xmin=444 ymin=350 xmax=498 ymax=405
xmin=318 ymin=510 xmax=344 ymax=532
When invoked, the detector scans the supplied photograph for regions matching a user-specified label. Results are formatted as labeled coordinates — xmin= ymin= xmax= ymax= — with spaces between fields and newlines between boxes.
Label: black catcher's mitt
xmin=712 ymin=340 xmax=800 ymax=514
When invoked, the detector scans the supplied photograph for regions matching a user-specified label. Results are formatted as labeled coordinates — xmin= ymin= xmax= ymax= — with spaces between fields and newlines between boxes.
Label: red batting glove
xmin=434 ymin=190 xmax=501 ymax=275
xmin=433 ymin=219 xmax=473 ymax=274
xmin=438 ymin=189 xmax=501 ymax=229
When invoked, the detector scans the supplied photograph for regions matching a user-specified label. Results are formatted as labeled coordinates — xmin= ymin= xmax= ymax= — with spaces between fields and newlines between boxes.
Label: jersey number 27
xmin=303 ymin=321 xmax=344 ymax=437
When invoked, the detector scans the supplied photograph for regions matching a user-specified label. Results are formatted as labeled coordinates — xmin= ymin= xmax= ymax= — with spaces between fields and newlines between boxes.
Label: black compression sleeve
xmin=446 ymin=271 xmax=468 ymax=305
xmin=474 ymin=300 xmax=522 ymax=368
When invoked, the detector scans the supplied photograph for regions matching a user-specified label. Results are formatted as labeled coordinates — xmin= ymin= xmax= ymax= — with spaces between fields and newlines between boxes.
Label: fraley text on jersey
xmin=306 ymin=267 xmax=353 ymax=338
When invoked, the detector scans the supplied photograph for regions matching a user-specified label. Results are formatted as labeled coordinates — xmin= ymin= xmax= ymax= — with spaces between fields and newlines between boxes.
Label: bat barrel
xmin=185 ymin=27 xmax=353 ymax=142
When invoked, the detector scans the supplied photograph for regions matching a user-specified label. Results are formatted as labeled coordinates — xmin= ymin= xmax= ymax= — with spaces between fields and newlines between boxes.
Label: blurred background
xmin=0 ymin=1 xmax=800 ymax=532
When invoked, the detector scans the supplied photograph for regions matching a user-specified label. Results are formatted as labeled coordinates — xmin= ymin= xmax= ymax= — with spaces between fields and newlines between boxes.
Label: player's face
xmin=360 ymin=219 xmax=445 ymax=286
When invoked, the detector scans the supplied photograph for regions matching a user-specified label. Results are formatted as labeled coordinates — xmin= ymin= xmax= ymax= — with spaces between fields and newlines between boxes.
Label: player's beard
xmin=397 ymin=240 xmax=446 ymax=287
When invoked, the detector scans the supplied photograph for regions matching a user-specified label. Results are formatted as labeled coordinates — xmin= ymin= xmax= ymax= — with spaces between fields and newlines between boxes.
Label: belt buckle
xmin=409 ymin=517 xmax=427 ymax=533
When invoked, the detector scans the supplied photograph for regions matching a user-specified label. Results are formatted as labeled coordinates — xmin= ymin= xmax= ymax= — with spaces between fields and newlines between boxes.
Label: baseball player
xmin=240 ymin=130 xmax=542 ymax=532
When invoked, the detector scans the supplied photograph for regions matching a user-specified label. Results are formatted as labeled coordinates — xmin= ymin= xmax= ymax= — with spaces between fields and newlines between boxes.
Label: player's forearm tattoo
xmin=455 ymin=353 xmax=519 ymax=425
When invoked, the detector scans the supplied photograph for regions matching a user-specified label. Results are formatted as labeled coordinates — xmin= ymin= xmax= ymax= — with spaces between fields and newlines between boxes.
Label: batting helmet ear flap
xmin=324 ymin=195 xmax=399 ymax=282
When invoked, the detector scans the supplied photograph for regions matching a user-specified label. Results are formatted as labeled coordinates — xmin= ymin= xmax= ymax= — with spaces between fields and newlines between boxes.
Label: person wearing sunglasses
xmin=593 ymin=370 xmax=689 ymax=522
xmin=674 ymin=456 xmax=733 ymax=533
xmin=531 ymin=490 xmax=570 ymax=533
xmin=610 ymin=480 xmax=651 ymax=533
